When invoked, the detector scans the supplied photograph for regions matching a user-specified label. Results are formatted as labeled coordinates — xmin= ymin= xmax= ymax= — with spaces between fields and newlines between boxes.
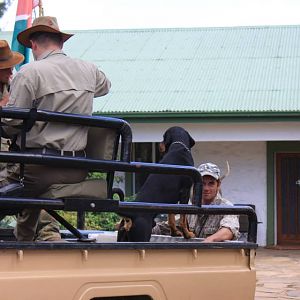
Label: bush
xmin=58 ymin=172 xmax=128 ymax=231
xmin=59 ymin=211 xmax=121 ymax=231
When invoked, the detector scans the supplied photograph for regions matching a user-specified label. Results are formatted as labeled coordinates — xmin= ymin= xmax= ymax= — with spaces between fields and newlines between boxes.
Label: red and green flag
xmin=11 ymin=0 xmax=40 ymax=70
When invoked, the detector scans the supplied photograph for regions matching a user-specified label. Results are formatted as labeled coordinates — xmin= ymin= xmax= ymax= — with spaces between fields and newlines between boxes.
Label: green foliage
xmin=59 ymin=211 xmax=77 ymax=227
xmin=88 ymin=172 xmax=106 ymax=180
xmin=58 ymin=172 xmax=128 ymax=231
xmin=58 ymin=211 xmax=121 ymax=231
xmin=58 ymin=194 xmax=136 ymax=231
xmin=86 ymin=212 xmax=120 ymax=230
xmin=124 ymin=194 xmax=135 ymax=201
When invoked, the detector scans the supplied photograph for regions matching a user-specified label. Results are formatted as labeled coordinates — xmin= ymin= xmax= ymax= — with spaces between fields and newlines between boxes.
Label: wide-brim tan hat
xmin=0 ymin=40 xmax=24 ymax=69
xmin=17 ymin=16 xmax=74 ymax=48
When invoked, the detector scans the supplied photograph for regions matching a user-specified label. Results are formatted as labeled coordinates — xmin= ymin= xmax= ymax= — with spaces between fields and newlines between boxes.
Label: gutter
xmin=93 ymin=111 xmax=300 ymax=123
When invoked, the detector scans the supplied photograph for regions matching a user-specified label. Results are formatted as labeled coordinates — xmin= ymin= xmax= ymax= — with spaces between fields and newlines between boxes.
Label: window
xmin=127 ymin=142 xmax=161 ymax=195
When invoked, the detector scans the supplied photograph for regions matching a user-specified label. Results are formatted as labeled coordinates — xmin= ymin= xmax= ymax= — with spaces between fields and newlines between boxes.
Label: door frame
xmin=267 ymin=141 xmax=300 ymax=246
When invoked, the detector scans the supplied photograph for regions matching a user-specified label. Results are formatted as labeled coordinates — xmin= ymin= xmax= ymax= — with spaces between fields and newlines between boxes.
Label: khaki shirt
xmin=188 ymin=194 xmax=240 ymax=240
xmin=4 ymin=50 xmax=111 ymax=150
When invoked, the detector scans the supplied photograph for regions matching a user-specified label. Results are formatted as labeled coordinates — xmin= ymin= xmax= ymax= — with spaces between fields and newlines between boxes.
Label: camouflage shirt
xmin=188 ymin=194 xmax=240 ymax=240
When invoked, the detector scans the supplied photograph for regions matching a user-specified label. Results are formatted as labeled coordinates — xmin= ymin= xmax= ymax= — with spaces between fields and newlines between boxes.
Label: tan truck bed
xmin=0 ymin=237 xmax=256 ymax=300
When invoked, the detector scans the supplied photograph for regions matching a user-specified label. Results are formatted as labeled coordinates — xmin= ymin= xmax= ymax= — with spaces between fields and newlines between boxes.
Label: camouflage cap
xmin=198 ymin=162 xmax=220 ymax=180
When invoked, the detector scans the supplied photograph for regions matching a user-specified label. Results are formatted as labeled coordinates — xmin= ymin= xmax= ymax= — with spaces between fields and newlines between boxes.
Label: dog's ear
xmin=187 ymin=131 xmax=195 ymax=149
xmin=162 ymin=128 xmax=173 ymax=152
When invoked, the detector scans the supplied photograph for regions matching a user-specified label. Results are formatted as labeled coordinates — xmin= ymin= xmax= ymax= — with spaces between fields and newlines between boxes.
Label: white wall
xmin=121 ymin=122 xmax=271 ymax=245
xmin=131 ymin=121 xmax=300 ymax=142
xmin=192 ymin=141 xmax=267 ymax=246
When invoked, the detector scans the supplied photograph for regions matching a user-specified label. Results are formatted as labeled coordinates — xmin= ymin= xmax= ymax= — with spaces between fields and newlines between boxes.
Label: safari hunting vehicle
xmin=0 ymin=107 xmax=258 ymax=300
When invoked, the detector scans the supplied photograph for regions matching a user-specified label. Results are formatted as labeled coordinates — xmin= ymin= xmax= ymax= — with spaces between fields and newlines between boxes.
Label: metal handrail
xmin=0 ymin=107 xmax=257 ymax=243
xmin=0 ymin=107 xmax=132 ymax=162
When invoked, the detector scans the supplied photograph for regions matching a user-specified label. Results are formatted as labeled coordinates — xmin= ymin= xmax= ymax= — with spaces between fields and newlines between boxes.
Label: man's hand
xmin=0 ymin=84 xmax=9 ymax=107
xmin=0 ymin=95 xmax=9 ymax=107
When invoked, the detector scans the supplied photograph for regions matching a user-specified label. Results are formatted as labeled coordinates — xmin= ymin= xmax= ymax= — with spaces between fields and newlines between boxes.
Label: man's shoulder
xmin=18 ymin=60 xmax=40 ymax=75
xmin=72 ymin=57 xmax=98 ymax=69
xmin=214 ymin=195 xmax=234 ymax=206
xmin=18 ymin=56 xmax=87 ymax=74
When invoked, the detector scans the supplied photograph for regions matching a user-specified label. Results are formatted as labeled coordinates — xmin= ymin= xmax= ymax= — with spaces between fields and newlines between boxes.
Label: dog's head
xmin=161 ymin=126 xmax=195 ymax=153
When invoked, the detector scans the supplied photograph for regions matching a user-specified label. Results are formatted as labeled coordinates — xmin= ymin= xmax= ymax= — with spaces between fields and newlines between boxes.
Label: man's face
xmin=202 ymin=175 xmax=220 ymax=204
xmin=0 ymin=67 xmax=13 ymax=84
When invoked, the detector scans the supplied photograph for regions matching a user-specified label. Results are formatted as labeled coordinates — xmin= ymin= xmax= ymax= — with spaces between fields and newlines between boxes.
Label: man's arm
xmin=203 ymin=227 xmax=234 ymax=242
xmin=2 ymin=72 xmax=34 ymax=136
xmin=0 ymin=97 xmax=8 ymax=107
xmin=95 ymin=66 xmax=111 ymax=97
xmin=203 ymin=212 xmax=240 ymax=242
xmin=94 ymin=68 xmax=111 ymax=97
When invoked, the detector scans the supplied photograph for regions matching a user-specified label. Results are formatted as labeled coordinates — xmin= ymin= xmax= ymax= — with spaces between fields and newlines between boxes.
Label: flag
xmin=11 ymin=0 xmax=39 ymax=70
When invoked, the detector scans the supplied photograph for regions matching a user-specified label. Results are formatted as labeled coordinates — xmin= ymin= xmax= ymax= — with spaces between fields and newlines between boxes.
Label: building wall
xmin=130 ymin=122 xmax=300 ymax=142
xmin=116 ymin=139 xmax=267 ymax=245
xmin=193 ymin=141 xmax=267 ymax=246
xmin=129 ymin=122 xmax=278 ymax=245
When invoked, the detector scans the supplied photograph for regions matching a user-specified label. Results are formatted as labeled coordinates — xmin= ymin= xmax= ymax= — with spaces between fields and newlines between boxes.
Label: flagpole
xmin=11 ymin=0 xmax=44 ymax=70
xmin=39 ymin=0 xmax=44 ymax=17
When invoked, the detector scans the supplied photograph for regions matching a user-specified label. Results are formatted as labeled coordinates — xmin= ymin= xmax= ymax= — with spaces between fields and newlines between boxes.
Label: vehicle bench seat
xmin=40 ymin=179 xmax=107 ymax=199
xmin=41 ymin=127 xmax=120 ymax=200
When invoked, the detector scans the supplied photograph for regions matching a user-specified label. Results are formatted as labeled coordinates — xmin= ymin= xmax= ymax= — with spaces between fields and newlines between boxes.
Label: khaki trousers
xmin=2 ymin=164 xmax=87 ymax=241
xmin=36 ymin=209 xmax=61 ymax=241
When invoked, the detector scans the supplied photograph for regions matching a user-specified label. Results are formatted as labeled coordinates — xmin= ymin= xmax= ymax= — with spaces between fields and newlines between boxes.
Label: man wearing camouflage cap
xmin=188 ymin=162 xmax=240 ymax=242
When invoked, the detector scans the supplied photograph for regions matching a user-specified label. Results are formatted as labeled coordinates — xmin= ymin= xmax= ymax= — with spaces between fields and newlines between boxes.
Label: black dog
xmin=117 ymin=126 xmax=195 ymax=242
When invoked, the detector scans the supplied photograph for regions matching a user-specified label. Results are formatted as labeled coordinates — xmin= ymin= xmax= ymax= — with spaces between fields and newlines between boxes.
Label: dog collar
xmin=171 ymin=141 xmax=191 ymax=152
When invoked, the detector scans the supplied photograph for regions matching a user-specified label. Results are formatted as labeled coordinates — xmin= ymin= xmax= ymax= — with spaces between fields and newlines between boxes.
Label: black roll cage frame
xmin=0 ymin=107 xmax=258 ymax=244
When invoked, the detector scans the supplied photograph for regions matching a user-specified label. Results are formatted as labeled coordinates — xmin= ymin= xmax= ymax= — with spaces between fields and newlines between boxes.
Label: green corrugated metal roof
xmin=3 ymin=26 xmax=300 ymax=118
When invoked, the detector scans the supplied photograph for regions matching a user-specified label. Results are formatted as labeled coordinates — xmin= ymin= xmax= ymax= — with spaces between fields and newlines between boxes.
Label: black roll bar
xmin=0 ymin=107 xmax=202 ymax=209
xmin=0 ymin=152 xmax=203 ymax=205
xmin=0 ymin=196 xmax=257 ymax=243
xmin=0 ymin=107 xmax=257 ymax=243
xmin=0 ymin=107 xmax=132 ymax=162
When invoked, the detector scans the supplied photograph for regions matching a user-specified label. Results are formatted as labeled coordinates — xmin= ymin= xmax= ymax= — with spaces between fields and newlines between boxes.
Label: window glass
xmin=134 ymin=142 xmax=153 ymax=192
xmin=131 ymin=142 xmax=162 ymax=194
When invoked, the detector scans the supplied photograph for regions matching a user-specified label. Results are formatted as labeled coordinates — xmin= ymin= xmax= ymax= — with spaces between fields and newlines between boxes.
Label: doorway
xmin=276 ymin=153 xmax=300 ymax=245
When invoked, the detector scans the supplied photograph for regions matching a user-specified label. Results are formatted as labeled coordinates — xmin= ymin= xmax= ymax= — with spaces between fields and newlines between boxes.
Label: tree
xmin=0 ymin=0 xmax=12 ymax=19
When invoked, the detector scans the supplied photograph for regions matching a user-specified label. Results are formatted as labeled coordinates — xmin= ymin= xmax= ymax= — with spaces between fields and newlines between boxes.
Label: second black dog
xmin=117 ymin=126 xmax=195 ymax=242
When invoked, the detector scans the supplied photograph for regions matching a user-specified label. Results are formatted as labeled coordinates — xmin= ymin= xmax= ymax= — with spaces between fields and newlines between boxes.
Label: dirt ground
xmin=255 ymin=247 xmax=300 ymax=299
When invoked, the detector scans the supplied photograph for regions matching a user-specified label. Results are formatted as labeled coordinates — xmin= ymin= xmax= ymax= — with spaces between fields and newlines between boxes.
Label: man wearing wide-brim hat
xmin=1 ymin=16 xmax=111 ymax=241
xmin=0 ymin=40 xmax=24 ymax=106
xmin=0 ymin=40 xmax=24 ymax=172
